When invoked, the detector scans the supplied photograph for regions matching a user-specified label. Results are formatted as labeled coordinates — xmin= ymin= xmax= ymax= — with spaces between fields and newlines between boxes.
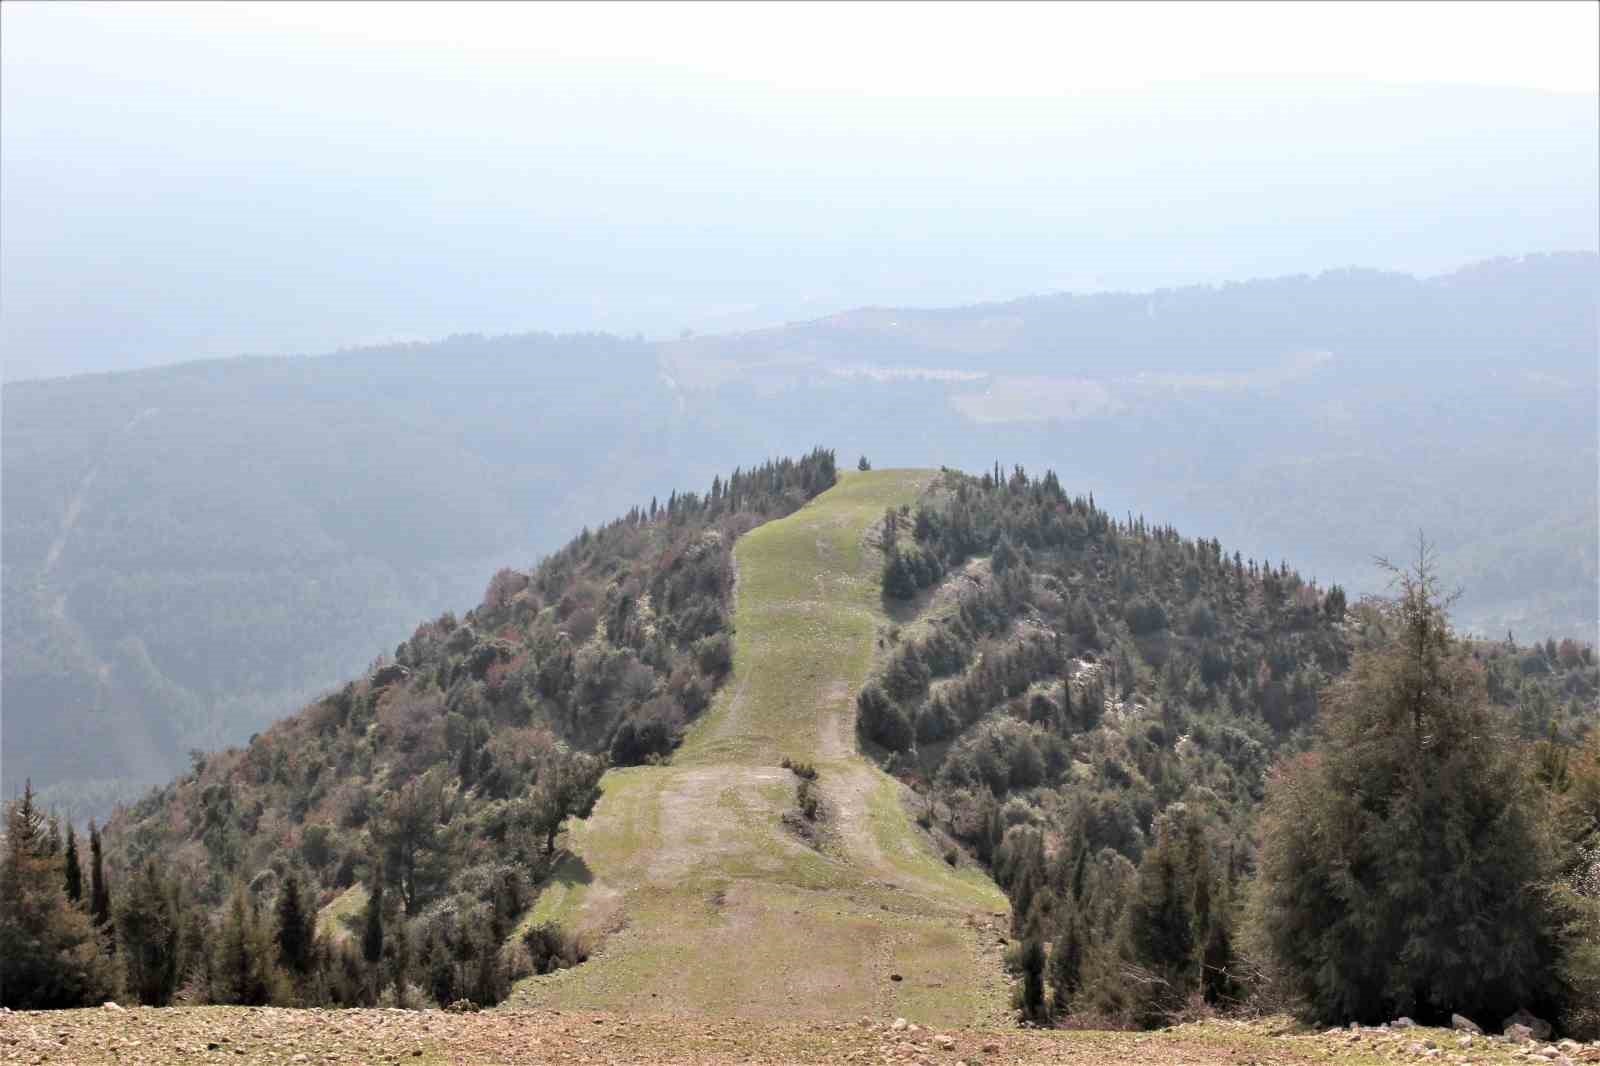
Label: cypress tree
xmin=1050 ymin=906 xmax=1084 ymax=1016
xmin=1070 ymin=842 xmax=1089 ymax=905
xmin=361 ymin=876 xmax=384 ymax=967
xmin=1019 ymin=935 xmax=1047 ymax=1022
xmin=88 ymin=820 xmax=111 ymax=932
xmin=63 ymin=824 xmax=83 ymax=904
xmin=275 ymin=873 xmax=312 ymax=975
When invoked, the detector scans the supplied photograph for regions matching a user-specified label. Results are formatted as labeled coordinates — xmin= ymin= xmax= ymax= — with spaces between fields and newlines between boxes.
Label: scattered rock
xmin=890 ymin=973 xmax=904 ymax=982
xmin=1506 ymin=1010 xmax=1555 ymax=1041
xmin=101 ymin=1002 xmax=124 ymax=1012
xmin=1508 ymin=1025 xmax=1536 ymax=1044
xmin=1395 ymin=1018 xmax=1418 ymax=1028
xmin=934 ymin=1034 xmax=957 ymax=1051
xmin=1452 ymin=1015 xmax=1483 ymax=1036
xmin=891 ymin=1018 xmax=909 ymax=1032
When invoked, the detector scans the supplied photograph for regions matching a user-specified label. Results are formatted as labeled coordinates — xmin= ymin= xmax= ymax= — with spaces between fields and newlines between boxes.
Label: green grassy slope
xmin=508 ymin=469 xmax=1011 ymax=1024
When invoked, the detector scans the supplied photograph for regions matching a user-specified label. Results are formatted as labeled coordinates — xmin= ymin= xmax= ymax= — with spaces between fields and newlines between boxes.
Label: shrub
xmin=521 ymin=922 xmax=584 ymax=975
xmin=857 ymin=684 xmax=914 ymax=752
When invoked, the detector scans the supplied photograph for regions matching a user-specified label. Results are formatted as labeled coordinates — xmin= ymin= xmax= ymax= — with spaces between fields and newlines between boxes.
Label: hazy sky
xmin=3 ymin=1 xmax=1596 ymax=380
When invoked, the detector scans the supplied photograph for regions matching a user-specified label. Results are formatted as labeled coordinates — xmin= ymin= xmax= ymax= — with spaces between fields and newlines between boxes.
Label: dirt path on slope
xmin=510 ymin=470 xmax=1010 ymax=1026
xmin=42 ymin=408 xmax=157 ymax=576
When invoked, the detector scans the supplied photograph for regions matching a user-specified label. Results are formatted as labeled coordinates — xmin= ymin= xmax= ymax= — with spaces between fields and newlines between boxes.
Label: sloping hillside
xmin=6 ymin=256 xmax=1594 ymax=820
xmin=509 ymin=469 xmax=1011 ymax=1024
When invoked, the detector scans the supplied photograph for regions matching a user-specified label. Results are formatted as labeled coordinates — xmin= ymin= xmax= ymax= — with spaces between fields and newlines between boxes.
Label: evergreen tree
xmin=1251 ymin=546 xmax=1556 ymax=1023
xmin=117 ymin=862 xmax=180 ymax=1005
xmin=361 ymin=876 xmax=384 ymax=967
xmin=275 ymin=872 xmax=313 ymax=976
xmin=215 ymin=882 xmax=275 ymax=1005
xmin=88 ymin=819 xmax=111 ymax=931
xmin=63 ymin=824 xmax=83 ymax=904
xmin=1019 ymin=934 xmax=1047 ymax=1022
xmin=0 ymin=784 xmax=118 ymax=1008
xmin=178 ymin=903 xmax=214 ymax=1004
xmin=1050 ymin=905 xmax=1085 ymax=1015
xmin=1124 ymin=807 xmax=1197 ymax=1025
xmin=992 ymin=532 xmax=1020 ymax=574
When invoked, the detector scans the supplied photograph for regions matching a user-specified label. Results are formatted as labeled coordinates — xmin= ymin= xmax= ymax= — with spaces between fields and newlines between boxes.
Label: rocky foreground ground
xmin=4 ymin=1006 xmax=1600 ymax=1066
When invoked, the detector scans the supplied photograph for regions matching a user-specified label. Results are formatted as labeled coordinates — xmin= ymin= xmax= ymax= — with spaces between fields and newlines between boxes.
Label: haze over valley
xmin=2 ymin=2 xmax=1597 ymax=1057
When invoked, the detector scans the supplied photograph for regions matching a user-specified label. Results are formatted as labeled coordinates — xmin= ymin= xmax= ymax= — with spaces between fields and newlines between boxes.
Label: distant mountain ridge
xmin=3 ymin=254 xmax=1594 ymax=816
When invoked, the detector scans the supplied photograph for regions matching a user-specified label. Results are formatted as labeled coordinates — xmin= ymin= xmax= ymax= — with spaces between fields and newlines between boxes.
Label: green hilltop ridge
xmin=508 ymin=468 xmax=1009 ymax=1023
xmin=4 ymin=454 xmax=1596 ymax=1037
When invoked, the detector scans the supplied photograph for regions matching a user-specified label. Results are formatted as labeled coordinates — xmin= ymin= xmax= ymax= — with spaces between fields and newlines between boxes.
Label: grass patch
xmin=867 ymin=773 xmax=1009 ymax=912
xmin=315 ymin=883 xmax=368 ymax=942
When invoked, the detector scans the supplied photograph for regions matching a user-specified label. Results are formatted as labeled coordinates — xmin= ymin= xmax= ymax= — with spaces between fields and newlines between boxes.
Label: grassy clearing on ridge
xmin=507 ymin=470 xmax=1011 ymax=1025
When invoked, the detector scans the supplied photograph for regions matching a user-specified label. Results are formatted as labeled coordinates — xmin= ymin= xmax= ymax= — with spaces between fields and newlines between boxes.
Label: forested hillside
xmin=858 ymin=467 xmax=1598 ymax=1031
xmin=0 ymin=450 xmax=838 ymax=1010
xmin=2 ymin=334 xmax=686 ymax=817
xmin=3 ymin=454 xmax=1596 ymax=1036
xmin=5 ymin=255 xmax=1594 ymax=819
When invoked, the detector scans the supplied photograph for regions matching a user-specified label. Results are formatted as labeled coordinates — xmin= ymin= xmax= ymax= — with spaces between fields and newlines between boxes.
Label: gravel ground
xmin=13 ymin=1005 xmax=1600 ymax=1066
